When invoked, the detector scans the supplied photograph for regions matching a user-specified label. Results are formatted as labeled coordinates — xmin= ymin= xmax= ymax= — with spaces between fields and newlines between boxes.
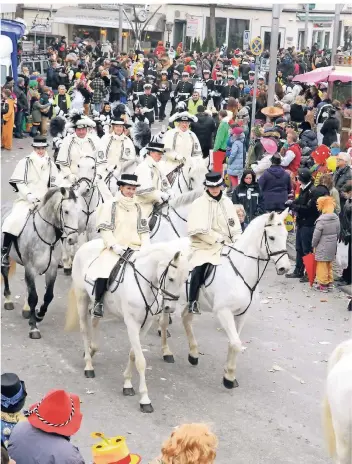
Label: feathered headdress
xmin=317 ymin=195 xmax=335 ymax=214
xmin=50 ymin=117 xmax=66 ymax=138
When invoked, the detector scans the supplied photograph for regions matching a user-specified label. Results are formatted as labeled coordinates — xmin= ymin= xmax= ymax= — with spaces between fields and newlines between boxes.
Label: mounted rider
xmin=100 ymin=116 xmax=136 ymax=173
xmin=1 ymin=136 xmax=61 ymax=267
xmin=134 ymin=141 xmax=172 ymax=217
xmin=90 ymin=174 xmax=150 ymax=318
xmin=56 ymin=114 xmax=106 ymax=183
xmin=163 ymin=112 xmax=203 ymax=174
xmin=187 ymin=172 xmax=242 ymax=314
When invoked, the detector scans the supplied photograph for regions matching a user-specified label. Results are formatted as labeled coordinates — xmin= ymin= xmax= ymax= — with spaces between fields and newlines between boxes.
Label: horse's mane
xmin=42 ymin=187 xmax=77 ymax=205
xmin=169 ymin=189 xmax=203 ymax=209
xmin=188 ymin=158 xmax=208 ymax=177
xmin=135 ymin=237 xmax=190 ymax=262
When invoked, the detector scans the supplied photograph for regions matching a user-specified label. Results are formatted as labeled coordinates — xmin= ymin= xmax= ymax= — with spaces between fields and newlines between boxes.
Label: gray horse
xmin=1 ymin=187 xmax=80 ymax=339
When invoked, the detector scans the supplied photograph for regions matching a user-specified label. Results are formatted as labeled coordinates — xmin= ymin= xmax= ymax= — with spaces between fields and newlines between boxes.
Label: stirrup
xmin=92 ymin=302 xmax=104 ymax=318
xmin=188 ymin=301 xmax=201 ymax=315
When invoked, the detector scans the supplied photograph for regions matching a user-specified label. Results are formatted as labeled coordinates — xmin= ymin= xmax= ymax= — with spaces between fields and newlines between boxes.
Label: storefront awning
xmin=54 ymin=7 xmax=165 ymax=32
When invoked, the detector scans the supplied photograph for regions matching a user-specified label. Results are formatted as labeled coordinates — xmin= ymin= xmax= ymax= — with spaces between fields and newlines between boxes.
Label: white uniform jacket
xmin=188 ymin=191 xmax=242 ymax=268
xmin=163 ymin=128 xmax=202 ymax=173
xmin=3 ymin=152 xmax=61 ymax=236
xmin=101 ymin=133 xmax=136 ymax=170
xmin=56 ymin=133 xmax=106 ymax=179
xmin=87 ymin=192 xmax=150 ymax=280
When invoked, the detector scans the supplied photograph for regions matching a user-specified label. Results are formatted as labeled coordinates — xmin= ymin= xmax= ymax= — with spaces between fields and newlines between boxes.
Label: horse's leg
xmin=125 ymin=315 xmax=153 ymax=413
xmin=123 ymin=348 xmax=136 ymax=396
xmin=217 ymin=309 xmax=243 ymax=389
xmin=1 ymin=265 xmax=14 ymax=310
xmin=25 ymin=268 xmax=40 ymax=339
xmin=89 ymin=316 xmax=99 ymax=358
xmin=36 ymin=264 xmax=58 ymax=322
xmin=77 ymin=288 xmax=95 ymax=377
xmin=160 ymin=311 xmax=174 ymax=363
xmin=62 ymin=238 xmax=72 ymax=276
xmin=182 ymin=306 xmax=199 ymax=366
xmin=22 ymin=290 xmax=30 ymax=319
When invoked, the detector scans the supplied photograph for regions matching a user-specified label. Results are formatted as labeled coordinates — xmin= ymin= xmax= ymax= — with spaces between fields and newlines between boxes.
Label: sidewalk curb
xmin=286 ymin=238 xmax=351 ymax=297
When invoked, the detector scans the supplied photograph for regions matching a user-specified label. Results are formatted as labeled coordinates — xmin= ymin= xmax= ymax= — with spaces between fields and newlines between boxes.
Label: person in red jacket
xmin=281 ymin=131 xmax=302 ymax=175
xmin=154 ymin=41 xmax=166 ymax=58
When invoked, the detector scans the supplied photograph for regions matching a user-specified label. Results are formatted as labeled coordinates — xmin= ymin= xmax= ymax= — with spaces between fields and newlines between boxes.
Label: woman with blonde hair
xmin=290 ymin=95 xmax=305 ymax=123
xmin=150 ymin=423 xmax=218 ymax=464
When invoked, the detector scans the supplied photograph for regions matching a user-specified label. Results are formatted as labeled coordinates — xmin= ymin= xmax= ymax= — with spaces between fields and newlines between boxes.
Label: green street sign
xmin=309 ymin=4 xmax=316 ymax=10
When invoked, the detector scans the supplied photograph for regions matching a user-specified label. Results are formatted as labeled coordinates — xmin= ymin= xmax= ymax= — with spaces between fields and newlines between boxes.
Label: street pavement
xmin=1 ymin=134 xmax=351 ymax=463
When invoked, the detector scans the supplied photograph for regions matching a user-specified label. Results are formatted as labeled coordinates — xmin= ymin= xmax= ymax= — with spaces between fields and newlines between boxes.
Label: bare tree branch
xmin=140 ymin=5 xmax=162 ymax=35
xmin=123 ymin=8 xmax=136 ymax=40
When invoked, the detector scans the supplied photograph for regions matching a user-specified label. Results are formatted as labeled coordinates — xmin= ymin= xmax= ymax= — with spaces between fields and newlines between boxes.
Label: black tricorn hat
xmin=1 ymin=373 xmax=27 ymax=413
xmin=117 ymin=173 xmax=140 ymax=187
xmin=204 ymin=171 xmax=224 ymax=187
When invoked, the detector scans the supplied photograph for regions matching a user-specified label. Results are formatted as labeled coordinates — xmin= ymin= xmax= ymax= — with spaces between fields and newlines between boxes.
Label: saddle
xmin=108 ymin=248 xmax=135 ymax=293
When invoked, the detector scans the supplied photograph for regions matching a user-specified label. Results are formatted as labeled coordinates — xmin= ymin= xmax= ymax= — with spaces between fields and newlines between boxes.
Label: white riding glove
xmin=174 ymin=153 xmax=185 ymax=162
xmin=112 ymin=244 xmax=125 ymax=255
xmin=106 ymin=164 xmax=117 ymax=173
xmin=160 ymin=192 xmax=170 ymax=202
xmin=27 ymin=193 xmax=40 ymax=204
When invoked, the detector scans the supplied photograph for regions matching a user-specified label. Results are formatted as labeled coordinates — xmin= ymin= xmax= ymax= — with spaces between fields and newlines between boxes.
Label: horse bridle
xmin=149 ymin=202 xmax=186 ymax=239
xmin=73 ymin=155 xmax=97 ymax=192
xmin=168 ymin=163 xmax=193 ymax=193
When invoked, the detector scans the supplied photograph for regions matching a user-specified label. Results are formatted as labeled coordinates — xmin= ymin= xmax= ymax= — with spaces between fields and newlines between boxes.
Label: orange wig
xmin=160 ymin=423 xmax=218 ymax=464
xmin=317 ymin=195 xmax=335 ymax=214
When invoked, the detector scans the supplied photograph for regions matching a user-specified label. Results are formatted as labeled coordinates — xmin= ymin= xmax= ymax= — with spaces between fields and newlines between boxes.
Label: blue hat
xmin=244 ymin=87 xmax=250 ymax=95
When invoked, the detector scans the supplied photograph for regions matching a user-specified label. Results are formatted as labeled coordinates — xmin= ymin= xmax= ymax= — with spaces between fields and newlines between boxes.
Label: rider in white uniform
xmin=1 ymin=136 xmax=61 ymax=266
xmin=163 ymin=112 xmax=202 ymax=174
xmin=134 ymin=141 xmax=172 ymax=218
xmin=100 ymin=117 xmax=136 ymax=173
xmin=56 ymin=115 xmax=106 ymax=182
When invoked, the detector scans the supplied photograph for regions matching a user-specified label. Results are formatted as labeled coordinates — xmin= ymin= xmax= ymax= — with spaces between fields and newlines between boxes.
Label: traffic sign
xmin=260 ymin=57 xmax=270 ymax=72
xmin=243 ymin=30 xmax=250 ymax=49
xmin=250 ymin=36 xmax=263 ymax=56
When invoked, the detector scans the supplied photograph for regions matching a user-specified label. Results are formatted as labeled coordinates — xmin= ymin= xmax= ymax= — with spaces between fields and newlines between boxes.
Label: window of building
xmin=264 ymin=31 xmax=281 ymax=50
xmin=228 ymin=19 xmax=250 ymax=51
xmin=206 ymin=17 xmax=227 ymax=48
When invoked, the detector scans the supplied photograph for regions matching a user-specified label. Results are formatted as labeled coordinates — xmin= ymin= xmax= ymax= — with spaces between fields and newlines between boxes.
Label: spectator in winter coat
xmin=337 ymin=183 xmax=352 ymax=286
xmin=46 ymin=61 xmax=60 ymax=92
xmin=321 ymin=109 xmax=339 ymax=147
xmin=53 ymin=85 xmax=71 ymax=115
xmin=13 ymin=78 xmax=29 ymax=139
xmin=333 ymin=152 xmax=352 ymax=214
xmin=190 ymin=106 xmax=216 ymax=160
xmin=299 ymin=121 xmax=318 ymax=150
xmin=290 ymin=96 xmax=305 ymax=123
xmin=286 ymin=168 xmax=329 ymax=281
xmin=318 ymin=173 xmax=341 ymax=215
xmin=232 ymin=169 xmax=263 ymax=223
xmin=213 ymin=110 xmax=231 ymax=173
xmin=259 ymin=154 xmax=291 ymax=212
xmin=30 ymin=93 xmax=51 ymax=137
xmin=227 ymin=126 xmax=245 ymax=189
xmin=90 ymin=73 xmax=107 ymax=112
xmin=312 ymin=196 xmax=340 ymax=292
xmin=281 ymin=131 xmax=302 ymax=175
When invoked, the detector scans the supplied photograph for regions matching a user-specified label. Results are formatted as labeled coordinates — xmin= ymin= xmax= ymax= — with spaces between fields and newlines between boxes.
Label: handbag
xmin=336 ymin=241 xmax=349 ymax=270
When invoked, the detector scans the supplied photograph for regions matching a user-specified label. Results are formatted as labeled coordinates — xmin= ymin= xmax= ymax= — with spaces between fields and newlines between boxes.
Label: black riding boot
xmin=1 ymin=233 xmax=16 ymax=267
xmin=188 ymin=264 xmax=207 ymax=315
xmin=93 ymin=278 xmax=108 ymax=318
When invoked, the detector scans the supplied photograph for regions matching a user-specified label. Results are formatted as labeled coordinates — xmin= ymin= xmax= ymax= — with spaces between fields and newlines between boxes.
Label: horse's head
xmin=159 ymin=250 xmax=189 ymax=314
xmin=76 ymin=156 xmax=96 ymax=195
xmin=263 ymin=209 xmax=291 ymax=275
xmin=58 ymin=187 xmax=80 ymax=245
xmin=187 ymin=157 xmax=208 ymax=191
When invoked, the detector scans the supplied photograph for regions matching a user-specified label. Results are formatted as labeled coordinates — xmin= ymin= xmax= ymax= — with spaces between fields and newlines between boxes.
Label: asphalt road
xmin=1 ymin=133 xmax=351 ymax=463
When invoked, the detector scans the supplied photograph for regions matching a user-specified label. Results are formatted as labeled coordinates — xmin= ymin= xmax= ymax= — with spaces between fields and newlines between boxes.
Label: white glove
xmin=133 ymin=100 xmax=139 ymax=105
xmin=112 ymin=244 xmax=125 ymax=255
xmin=48 ymin=98 xmax=54 ymax=104
xmin=160 ymin=192 xmax=170 ymax=202
xmin=128 ymin=95 xmax=133 ymax=101
xmin=106 ymin=164 xmax=116 ymax=173
xmin=170 ymin=91 xmax=174 ymax=98
xmin=174 ymin=153 xmax=185 ymax=162
xmin=27 ymin=193 xmax=40 ymax=204
xmin=67 ymin=174 xmax=78 ymax=184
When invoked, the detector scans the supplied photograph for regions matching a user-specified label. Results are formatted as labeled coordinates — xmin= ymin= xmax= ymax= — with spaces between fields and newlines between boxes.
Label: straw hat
xmin=261 ymin=106 xmax=284 ymax=118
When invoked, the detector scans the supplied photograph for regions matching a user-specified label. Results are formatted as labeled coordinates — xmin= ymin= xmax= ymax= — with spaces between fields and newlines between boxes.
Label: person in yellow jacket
xmin=90 ymin=174 xmax=150 ymax=318
xmin=187 ymin=172 xmax=242 ymax=314
xmin=187 ymin=91 xmax=203 ymax=116
xmin=53 ymin=85 xmax=71 ymax=115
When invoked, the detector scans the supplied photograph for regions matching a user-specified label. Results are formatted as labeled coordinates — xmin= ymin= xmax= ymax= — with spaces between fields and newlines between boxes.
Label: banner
xmin=186 ymin=17 xmax=199 ymax=38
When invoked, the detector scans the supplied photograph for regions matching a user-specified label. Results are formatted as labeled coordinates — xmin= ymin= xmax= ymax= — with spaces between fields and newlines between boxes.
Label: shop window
xmin=228 ymin=19 xmax=250 ymax=51
xmin=206 ymin=17 xmax=227 ymax=48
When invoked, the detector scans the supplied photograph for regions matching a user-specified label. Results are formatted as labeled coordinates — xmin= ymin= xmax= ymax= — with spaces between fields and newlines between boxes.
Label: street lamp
xmin=165 ymin=21 xmax=173 ymax=48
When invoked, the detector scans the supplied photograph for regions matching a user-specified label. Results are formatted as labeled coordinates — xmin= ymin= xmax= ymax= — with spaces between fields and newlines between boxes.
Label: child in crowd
xmin=312 ymin=196 xmax=340 ymax=292
xmin=234 ymin=204 xmax=247 ymax=231
xmin=1 ymin=373 xmax=27 ymax=448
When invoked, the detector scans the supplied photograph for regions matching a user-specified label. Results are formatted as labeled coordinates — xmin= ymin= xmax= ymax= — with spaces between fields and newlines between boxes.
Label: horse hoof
xmin=223 ymin=377 xmax=239 ymax=389
xmin=140 ymin=403 xmax=154 ymax=413
xmin=188 ymin=354 xmax=198 ymax=366
xmin=163 ymin=354 xmax=175 ymax=363
xmin=22 ymin=310 xmax=30 ymax=319
xmin=63 ymin=268 xmax=72 ymax=276
xmin=29 ymin=329 xmax=41 ymax=340
xmin=84 ymin=370 xmax=95 ymax=378
xmin=123 ymin=387 xmax=135 ymax=396
xmin=4 ymin=302 xmax=14 ymax=311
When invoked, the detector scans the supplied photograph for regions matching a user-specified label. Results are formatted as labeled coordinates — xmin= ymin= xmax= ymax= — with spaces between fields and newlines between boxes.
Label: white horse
xmin=159 ymin=211 xmax=291 ymax=388
xmin=104 ymin=159 xmax=140 ymax=196
xmin=323 ymin=339 xmax=352 ymax=464
xmin=1 ymin=187 xmax=80 ymax=339
xmin=65 ymin=238 xmax=189 ymax=412
xmin=160 ymin=157 xmax=208 ymax=197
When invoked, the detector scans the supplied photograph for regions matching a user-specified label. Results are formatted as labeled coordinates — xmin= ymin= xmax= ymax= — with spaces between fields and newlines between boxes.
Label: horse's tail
xmin=0 ymin=259 xmax=16 ymax=283
xmin=65 ymin=286 xmax=80 ymax=332
xmin=322 ymin=395 xmax=336 ymax=458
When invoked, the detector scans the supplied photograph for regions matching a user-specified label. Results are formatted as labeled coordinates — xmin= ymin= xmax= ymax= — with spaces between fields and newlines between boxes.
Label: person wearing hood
xmin=232 ymin=169 xmax=263 ymax=223
xmin=285 ymin=168 xmax=329 ymax=281
xmin=258 ymin=154 xmax=291 ymax=212
xmin=227 ymin=126 xmax=245 ymax=190
xmin=299 ymin=121 xmax=318 ymax=150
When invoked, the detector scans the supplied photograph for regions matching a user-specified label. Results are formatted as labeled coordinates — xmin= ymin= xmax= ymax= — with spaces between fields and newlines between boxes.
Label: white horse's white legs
xmin=77 ymin=289 xmax=95 ymax=377
xmin=182 ymin=306 xmax=199 ymax=366
xmin=160 ymin=311 xmax=174 ymax=363
xmin=123 ymin=349 xmax=136 ymax=395
xmin=217 ymin=308 xmax=243 ymax=388
xmin=23 ymin=290 xmax=30 ymax=317
xmin=124 ymin=313 xmax=153 ymax=412
xmin=334 ymin=428 xmax=350 ymax=464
